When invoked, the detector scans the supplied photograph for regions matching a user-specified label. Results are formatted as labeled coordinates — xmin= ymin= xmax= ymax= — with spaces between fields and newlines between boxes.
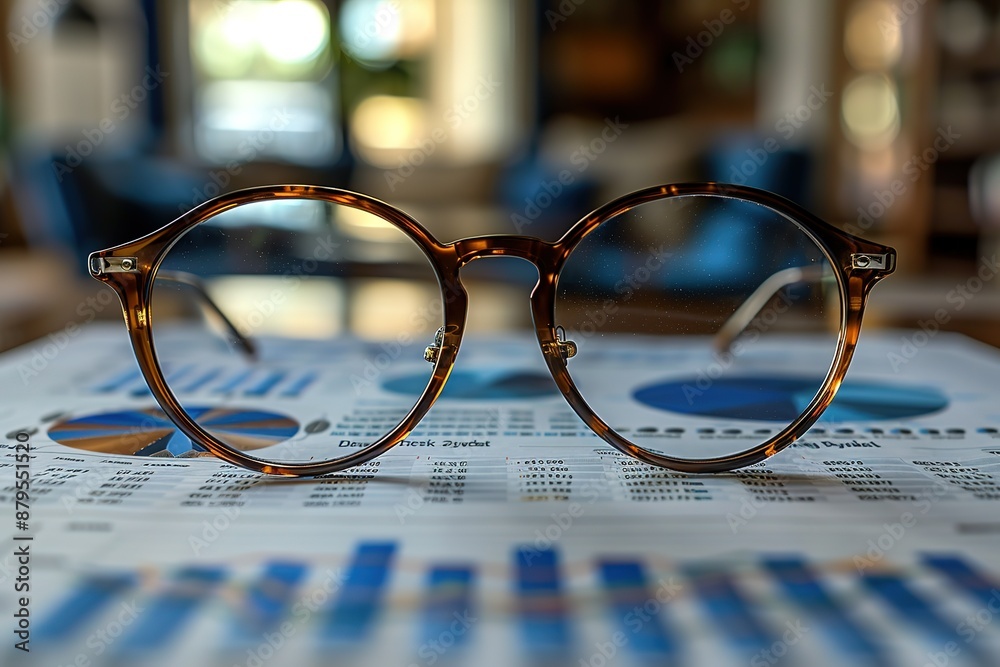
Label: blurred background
xmin=0 ymin=0 xmax=999 ymax=352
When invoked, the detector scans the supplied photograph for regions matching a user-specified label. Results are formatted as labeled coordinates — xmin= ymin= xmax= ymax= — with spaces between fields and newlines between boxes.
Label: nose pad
xmin=423 ymin=326 xmax=446 ymax=363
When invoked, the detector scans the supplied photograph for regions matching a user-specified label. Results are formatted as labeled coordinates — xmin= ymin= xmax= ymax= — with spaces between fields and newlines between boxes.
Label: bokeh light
xmin=844 ymin=0 xmax=902 ymax=71
xmin=260 ymin=0 xmax=331 ymax=65
xmin=842 ymin=73 xmax=900 ymax=149
xmin=351 ymin=94 xmax=427 ymax=161
xmin=192 ymin=0 xmax=331 ymax=79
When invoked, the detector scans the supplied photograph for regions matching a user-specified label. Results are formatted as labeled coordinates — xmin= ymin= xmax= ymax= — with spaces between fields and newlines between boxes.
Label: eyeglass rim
xmin=88 ymin=182 xmax=896 ymax=476
xmin=548 ymin=185 xmax=892 ymax=472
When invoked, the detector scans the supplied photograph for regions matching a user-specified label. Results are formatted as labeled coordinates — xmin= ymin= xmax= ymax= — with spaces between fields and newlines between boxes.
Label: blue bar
xmin=34 ymin=573 xmax=136 ymax=643
xmin=213 ymin=368 xmax=256 ymax=394
xmin=115 ymin=566 xmax=226 ymax=654
xmin=685 ymin=567 xmax=773 ymax=656
xmin=923 ymin=555 xmax=1000 ymax=609
xmin=598 ymin=560 xmax=675 ymax=660
xmin=230 ymin=561 xmax=309 ymax=644
xmin=244 ymin=370 xmax=287 ymax=397
xmin=863 ymin=572 xmax=988 ymax=662
xmin=166 ymin=365 xmax=195 ymax=383
xmin=763 ymin=558 xmax=887 ymax=665
xmin=128 ymin=384 xmax=153 ymax=398
xmin=514 ymin=547 xmax=571 ymax=657
xmin=94 ymin=368 xmax=141 ymax=393
xmin=280 ymin=371 xmax=319 ymax=398
xmin=420 ymin=566 xmax=476 ymax=649
xmin=320 ymin=542 xmax=397 ymax=645
xmin=130 ymin=365 xmax=193 ymax=397
xmin=178 ymin=367 xmax=223 ymax=393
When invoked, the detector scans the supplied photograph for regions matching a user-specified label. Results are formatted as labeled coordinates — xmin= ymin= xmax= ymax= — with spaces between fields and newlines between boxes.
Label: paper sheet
xmin=1 ymin=325 xmax=999 ymax=666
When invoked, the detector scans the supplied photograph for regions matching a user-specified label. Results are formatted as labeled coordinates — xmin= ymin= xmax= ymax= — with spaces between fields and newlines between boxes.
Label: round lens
xmin=149 ymin=197 xmax=443 ymax=465
xmin=555 ymin=194 xmax=841 ymax=462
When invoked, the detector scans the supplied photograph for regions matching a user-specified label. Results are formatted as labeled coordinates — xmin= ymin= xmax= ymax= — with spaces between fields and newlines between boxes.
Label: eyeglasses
xmin=88 ymin=183 xmax=895 ymax=477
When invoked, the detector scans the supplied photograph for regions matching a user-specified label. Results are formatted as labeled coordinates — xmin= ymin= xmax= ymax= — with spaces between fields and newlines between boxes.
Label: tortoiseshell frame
xmin=89 ymin=183 xmax=895 ymax=477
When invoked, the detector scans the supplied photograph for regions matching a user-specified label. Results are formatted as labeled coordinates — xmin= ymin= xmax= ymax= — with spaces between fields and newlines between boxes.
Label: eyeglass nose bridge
xmin=446 ymin=234 xmax=574 ymax=364
xmin=450 ymin=235 xmax=565 ymax=271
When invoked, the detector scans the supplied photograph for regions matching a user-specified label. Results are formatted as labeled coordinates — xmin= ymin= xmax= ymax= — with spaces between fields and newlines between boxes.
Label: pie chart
xmin=632 ymin=376 xmax=949 ymax=421
xmin=48 ymin=407 xmax=300 ymax=457
xmin=383 ymin=369 xmax=558 ymax=400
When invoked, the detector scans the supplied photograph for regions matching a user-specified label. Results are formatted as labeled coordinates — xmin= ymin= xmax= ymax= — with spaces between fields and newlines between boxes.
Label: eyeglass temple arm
xmin=712 ymin=265 xmax=832 ymax=355
xmin=157 ymin=270 xmax=258 ymax=360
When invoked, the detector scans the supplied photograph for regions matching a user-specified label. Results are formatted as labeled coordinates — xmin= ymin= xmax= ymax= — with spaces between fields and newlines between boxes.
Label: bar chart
xmin=92 ymin=363 xmax=320 ymax=400
xmin=17 ymin=544 xmax=1000 ymax=667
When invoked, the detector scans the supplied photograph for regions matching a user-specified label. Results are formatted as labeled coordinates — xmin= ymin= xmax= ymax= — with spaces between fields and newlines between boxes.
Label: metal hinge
xmin=90 ymin=256 xmax=139 ymax=276
xmin=850 ymin=253 xmax=890 ymax=270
